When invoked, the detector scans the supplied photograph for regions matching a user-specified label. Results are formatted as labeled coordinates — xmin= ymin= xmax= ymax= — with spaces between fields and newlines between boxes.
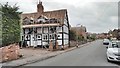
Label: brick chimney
xmin=37 ymin=0 xmax=44 ymax=13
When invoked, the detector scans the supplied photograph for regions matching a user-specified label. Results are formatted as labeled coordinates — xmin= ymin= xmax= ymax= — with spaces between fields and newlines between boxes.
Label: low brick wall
xmin=70 ymin=41 xmax=87 ymax=47
xmin=0 ymin=44 xmax=20 ymax=62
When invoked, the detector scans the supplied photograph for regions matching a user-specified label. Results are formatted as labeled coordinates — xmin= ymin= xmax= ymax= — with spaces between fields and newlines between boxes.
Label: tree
xmin=87 ymin=34 xmax=96 ymax=41
xmin=1 ymin=2 xmax=22 ymax=47
xmin=70 ymin=30 xmax=76 ymax=41
xmin=116 ymin=29 xmax=120 ymax=40
xmin=78 ymin=35 xmax=84 ymax=41
xmin=0 ymin=11 xmax=2 ymax=46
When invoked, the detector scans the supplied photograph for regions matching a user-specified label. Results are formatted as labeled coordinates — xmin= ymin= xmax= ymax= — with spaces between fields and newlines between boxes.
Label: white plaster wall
xmin=63 ymin=25 xmax=68 ymax=33
xmin=30 ymin=35 xmax=34 ymax=46
xmin=57 ymin=34 xmax=62 ymax=39
xmin=64 ymin=13 xmax=68 ymax=26
xmin=64 ymin=34 xmax=68 ymax=39
xmin=37 ymin=40 xmax=41 ymax=45
xmin=56 ymin=27 xmax=62 ymax=33
xmin=64 ymin=40 xmax=68 ymax=45
xmin=57 ymin=40 xmax=62 ymax=45
xmin=64 ymin=19 xmax=68 ymax=26
xmin=42 ymin=42 xmax=48 ymax=46
xmin=27 ymin=41 xmax=30 ymax=46
xmin=63 ymin=23 xmax=69 ymax=45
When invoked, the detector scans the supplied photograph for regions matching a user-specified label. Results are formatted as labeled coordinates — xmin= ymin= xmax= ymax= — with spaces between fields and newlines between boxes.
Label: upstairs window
xmin=23 ymin=17 xmax=31 ymax=25
xmin=23 ymin=17 xmax=34 ymax=25
xmin=37 ymin=16 xmax=48 ymax=24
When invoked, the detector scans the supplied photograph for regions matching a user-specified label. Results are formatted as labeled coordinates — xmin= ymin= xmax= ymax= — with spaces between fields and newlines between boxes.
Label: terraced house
xmin=21 ymin=1 xmax=70 ymax=49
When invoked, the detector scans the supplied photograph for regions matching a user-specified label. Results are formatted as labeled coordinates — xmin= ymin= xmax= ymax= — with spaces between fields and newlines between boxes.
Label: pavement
xmin=24 ymin=40 xmax=120 ymax=67
xmin=1 ymin=41 xmax=90 ymax=67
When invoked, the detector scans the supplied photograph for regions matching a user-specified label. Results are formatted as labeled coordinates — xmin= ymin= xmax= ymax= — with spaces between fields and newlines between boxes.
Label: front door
xmin=30 ymin=35 xmax=34 ymax=46
xmin=37 ymin=34 xmax=42 ymax=45
xmin=26 ymin=35 xmax=30 ymax=46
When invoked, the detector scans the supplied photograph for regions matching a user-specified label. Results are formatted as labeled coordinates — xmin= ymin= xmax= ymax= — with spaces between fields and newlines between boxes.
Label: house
xmin=96 ymin=33 xmax=108 ymax=39
xmin=71 ymin=25 xmax=87 ymax=40
xmin=21 ymin=1 xmax=70 ymax=49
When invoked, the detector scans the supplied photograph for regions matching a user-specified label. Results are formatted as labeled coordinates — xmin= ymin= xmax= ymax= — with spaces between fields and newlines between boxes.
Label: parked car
xmin=106 ymin=41 xmax=120 ymax=62
xmin=103 ymin=39 xmax=110 ymax=48
xmin=111 ymin=38 xmax=117 ymax=40
xmin=111 ymin=38 xmax=117 ymax=43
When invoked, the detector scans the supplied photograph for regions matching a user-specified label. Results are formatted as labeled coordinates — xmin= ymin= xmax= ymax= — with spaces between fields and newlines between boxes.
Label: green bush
xmin=77 ymin=35 xmax=84 ymax=41
xmin=1 ymin=2 xmax=22 ymax=47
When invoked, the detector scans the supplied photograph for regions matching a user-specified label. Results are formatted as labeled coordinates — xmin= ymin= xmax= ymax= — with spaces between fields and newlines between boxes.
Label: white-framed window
xmin=37 ymin=28 xmax=42 ymax=33
xmin=43 ymin=27 xmax=48 ymax=33
xmin=42 ymin=34 xmax=48 ymax=40
xmin=37 ymin=18 xmax=46 ymax=23
xmin=37 ymin=35 xmax=42 ymax=39
xmin=49 ymin=34 xmax=52 ymax=39
xmin=25 ymin=35 xmax=30 ymax=40
xmin=49 ymin=34 xmax=55 ymax=40
xmin=23 ymin=18 xmax=30 ymax=25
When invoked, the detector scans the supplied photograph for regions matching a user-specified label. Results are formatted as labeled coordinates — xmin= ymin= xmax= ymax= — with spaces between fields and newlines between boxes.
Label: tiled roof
xmin=21 ymin=9 xmax=67 ymax=25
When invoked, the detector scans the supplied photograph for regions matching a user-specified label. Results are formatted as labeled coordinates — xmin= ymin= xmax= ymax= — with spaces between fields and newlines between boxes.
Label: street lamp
xmin=76 ymin=24 xmax=81 ymax=47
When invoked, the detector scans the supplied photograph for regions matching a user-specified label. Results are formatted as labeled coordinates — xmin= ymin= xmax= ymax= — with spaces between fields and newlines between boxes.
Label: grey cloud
xmin=0 ymin=0 xmax=118 ymax=33
xmin=20 ymin=2 xmax=120 ymax=33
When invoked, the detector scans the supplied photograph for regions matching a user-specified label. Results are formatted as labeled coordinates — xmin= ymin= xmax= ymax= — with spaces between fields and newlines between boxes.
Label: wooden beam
xmin=22 ymin=23 xmax=60 ymax=28
xmin=62 ymin=25 xmax=64 ymax=49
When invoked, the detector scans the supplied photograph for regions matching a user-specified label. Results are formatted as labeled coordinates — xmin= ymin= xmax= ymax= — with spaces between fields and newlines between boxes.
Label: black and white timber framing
xmin=21 ymin=12 xmax=70 ymax=49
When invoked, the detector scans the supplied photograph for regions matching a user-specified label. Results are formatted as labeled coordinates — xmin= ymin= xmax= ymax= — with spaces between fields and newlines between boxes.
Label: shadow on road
xmin=109 ymin=61 xmax=120 ymax=66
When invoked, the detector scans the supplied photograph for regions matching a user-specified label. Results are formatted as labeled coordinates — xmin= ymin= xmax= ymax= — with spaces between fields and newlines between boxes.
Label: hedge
xmin=1 ymin=2 xmax=22 ymax=47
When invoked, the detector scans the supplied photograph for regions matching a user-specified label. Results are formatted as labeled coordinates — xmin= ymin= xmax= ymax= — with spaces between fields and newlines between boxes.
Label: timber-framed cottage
xmin=21 ymin=1 xmax=70 ymax=49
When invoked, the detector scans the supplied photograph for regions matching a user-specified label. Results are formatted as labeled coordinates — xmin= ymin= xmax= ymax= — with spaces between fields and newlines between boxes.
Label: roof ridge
xmin=22 ymin=9 xmax=67 ymax=14
xmin=22 ymin=12 xmax=37 ymax=15
xmin=44 ymin=9 xmax=67 ymax=12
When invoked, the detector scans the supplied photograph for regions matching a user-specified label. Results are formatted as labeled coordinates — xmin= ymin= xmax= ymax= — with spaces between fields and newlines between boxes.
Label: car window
xmin=108 ymin=42 xmax=113 ymax=48
xmin=111 ymin=42 xmax=120 ymax=48
xmin=116 ymin=42 xmax=120 ymax=48
xmin=112 ymin=44 xmax=118 ymax=48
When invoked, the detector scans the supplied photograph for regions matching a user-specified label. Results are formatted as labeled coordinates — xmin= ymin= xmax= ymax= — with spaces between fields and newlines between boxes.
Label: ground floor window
xmin=43 ymin=34 xmax=48 ymax=40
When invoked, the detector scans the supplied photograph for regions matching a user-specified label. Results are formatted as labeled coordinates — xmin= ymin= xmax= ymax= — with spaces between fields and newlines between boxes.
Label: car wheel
xmin=107 ymin=58 xmax=110 ymax=62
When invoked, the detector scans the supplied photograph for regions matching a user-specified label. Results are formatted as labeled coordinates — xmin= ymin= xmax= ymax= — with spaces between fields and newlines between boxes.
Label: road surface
xmin=25 ymin=40 xmax=119 ymax=66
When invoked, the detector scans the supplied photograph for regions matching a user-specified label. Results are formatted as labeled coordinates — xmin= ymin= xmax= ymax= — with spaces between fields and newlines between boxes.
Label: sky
xmin=0 ymin=0 xmax=119 ymax=33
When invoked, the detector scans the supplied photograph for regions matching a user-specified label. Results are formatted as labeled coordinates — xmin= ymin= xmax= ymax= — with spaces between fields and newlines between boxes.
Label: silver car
xmin=106 ymin=41 xmax=120 ymax=62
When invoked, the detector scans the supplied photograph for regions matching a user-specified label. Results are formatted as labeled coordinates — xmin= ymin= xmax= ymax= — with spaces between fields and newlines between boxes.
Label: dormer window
xmin=38 ymin=18 xmax=46 ymax=23
xmin=23 ymin=17 xmax=31 ymax=25
xmin=37 ymin=16 xmax=47 ymax=24
xmin=30 ymin=17 xmax=34 ymax=24
xmin=49 ymin=18 xmax=60 ymax=23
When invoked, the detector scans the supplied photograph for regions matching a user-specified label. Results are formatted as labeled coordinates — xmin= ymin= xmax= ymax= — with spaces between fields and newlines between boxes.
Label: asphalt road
xmin=25 ymin=40 xmax=119 ymax=66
